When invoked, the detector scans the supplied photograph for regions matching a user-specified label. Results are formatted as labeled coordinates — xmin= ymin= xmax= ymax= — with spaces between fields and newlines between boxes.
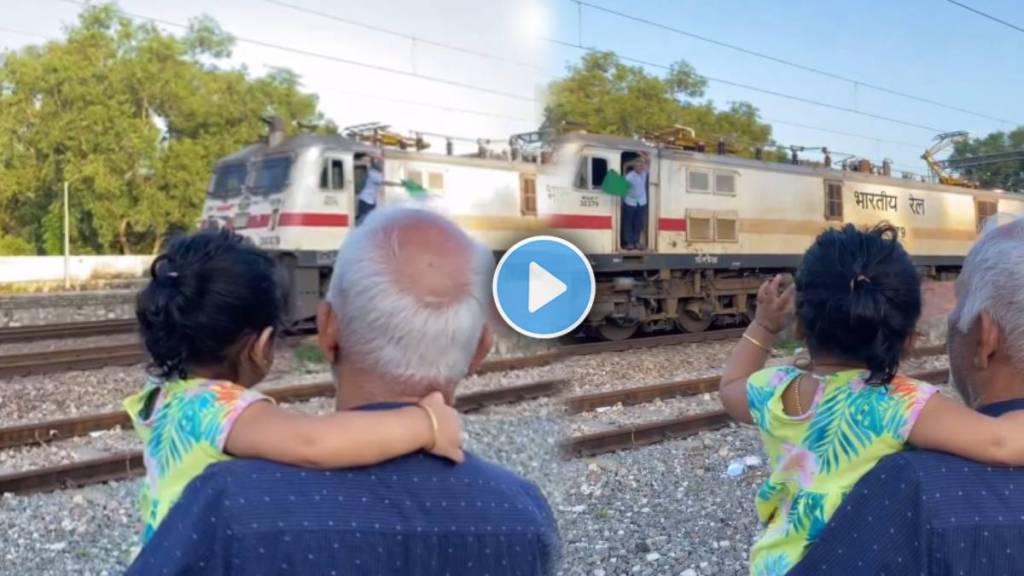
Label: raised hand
xmin=754 ymin=274 xmax=796 ymax=335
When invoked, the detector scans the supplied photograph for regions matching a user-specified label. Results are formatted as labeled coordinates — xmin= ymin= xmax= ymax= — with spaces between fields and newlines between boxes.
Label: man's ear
xmin=976 ymin=311 xmax=1000 ymax=370
xmin=468 ymin=324 xmax=494 ymax=374
xmin=316 ymin=301 xmax=341 ymax=366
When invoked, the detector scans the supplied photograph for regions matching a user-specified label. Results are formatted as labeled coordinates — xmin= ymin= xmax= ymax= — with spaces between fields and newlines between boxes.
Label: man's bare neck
xmin=970 ymin=363 xmax=1024 ymax=408
xmin=331 ymin=364 xmax=437 ymax=410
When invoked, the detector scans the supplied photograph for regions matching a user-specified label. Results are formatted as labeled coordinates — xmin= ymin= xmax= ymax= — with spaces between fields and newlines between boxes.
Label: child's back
xmin=719 ymin=223 xmax=935 ymax=575
xmin=127 ymin=229 xmax=465 ymax=545
xmin=745 ymin=366 xmax=935 ymax=573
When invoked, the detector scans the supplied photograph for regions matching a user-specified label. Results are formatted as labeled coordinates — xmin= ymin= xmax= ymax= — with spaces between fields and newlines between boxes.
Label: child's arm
xmin=719 ymin=275 xmax=795 ymax=424
xmin=224 ymin=391 xmax=464 ymax=468
xmin=909 ymin=393 xmax=1024 ymax=466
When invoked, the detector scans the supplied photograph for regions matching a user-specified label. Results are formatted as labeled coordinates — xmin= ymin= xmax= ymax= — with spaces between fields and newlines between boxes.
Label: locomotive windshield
xmin=208 ymin=162 xmax=247 ymax=199
xmin=250 ymin=156 xmax=292 ymax=195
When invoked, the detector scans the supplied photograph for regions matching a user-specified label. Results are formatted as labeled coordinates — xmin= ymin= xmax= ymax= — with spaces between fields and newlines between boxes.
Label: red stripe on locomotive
xmin=658 ymin=218 xmax=687 ymax=232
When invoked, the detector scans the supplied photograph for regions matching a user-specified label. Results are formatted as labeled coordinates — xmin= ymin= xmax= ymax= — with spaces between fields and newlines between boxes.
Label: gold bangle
xmin=743 ymin=333 xmax=771 ymax=352
xmin=416 ymin=404 xmax=439 ymax=451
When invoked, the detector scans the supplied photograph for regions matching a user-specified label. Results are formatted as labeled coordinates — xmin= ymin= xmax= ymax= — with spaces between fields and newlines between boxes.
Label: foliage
xmin=0 ymin=235 xmax=35 ymax=255
xmin=543 ymin=52 xmax=776 ymax=156
xmin=950 ymin=128 xmax=1024 ymax=191
xmin=0 ymin=4 xmax=333 ymax=255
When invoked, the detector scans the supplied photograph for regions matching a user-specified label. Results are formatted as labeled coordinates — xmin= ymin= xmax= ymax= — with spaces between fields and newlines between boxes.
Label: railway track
xmin=0 ymin=378 xmax=566 ymax=495
xmin=0 ymin=326 xmax=747 ymax=379
xmin=560 ymin=367 xmax=951 ymax=458
xmin=0 ymin=319 xmax=137 ymax=344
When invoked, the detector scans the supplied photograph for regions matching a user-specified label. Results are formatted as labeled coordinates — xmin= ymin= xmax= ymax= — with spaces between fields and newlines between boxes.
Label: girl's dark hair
xmin=136 ymin=229 xmax=283 ymax=380
xmin=796 ymin=223 xmax=921 ymax=386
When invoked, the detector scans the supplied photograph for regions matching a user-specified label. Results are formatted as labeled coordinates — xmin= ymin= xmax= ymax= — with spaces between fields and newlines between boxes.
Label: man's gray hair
xmin=954 ymin=213 xmax=1024 ymax=366
xmin=326 ymin=207 xmax=495 ymax=384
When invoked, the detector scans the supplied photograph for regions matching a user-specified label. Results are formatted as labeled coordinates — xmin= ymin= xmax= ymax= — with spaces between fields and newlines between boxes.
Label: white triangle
xmin=528 ymin=261 xmax=567 ymax=313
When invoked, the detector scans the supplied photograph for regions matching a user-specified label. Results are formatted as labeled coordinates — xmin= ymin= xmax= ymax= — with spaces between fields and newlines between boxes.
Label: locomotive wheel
xmin=595 ymin=321 xmax=639 ymax=341
xmin=675 ymin=311 xmax=713 ymax=333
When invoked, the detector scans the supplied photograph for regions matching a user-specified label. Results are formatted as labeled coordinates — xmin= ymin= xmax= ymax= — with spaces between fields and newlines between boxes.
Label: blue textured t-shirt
xmin=126 ymin=403 xmax=560 ymax=576
xmin=790 ymin=398 xmax=1024 ymax=576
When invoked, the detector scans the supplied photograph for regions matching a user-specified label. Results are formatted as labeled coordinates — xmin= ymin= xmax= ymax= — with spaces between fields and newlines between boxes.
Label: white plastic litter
xmin=726 ymin=460 xmax=746 ymax=477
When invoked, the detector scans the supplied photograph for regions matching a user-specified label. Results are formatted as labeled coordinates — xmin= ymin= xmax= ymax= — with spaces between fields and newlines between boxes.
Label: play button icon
xmin=528 ymin=262 xmax=566 ymax=313
xmin=493 ymin=236 xmax=595 ymax=339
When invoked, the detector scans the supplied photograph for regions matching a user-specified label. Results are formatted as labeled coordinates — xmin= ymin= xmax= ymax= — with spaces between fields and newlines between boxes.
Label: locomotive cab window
xmin=825 ymin=181 xmax=843 ymax=221
xmin=687 ymin=169 xmax=711 ymax=194
xmin=319 ymin=158 xmax=344 ymax=191
xmin=250 ymin=156 xmax=292 ymax=196
xmin=209 ymin=163 xmax=247 ymax=199
xmin=575 ymin=156 xmax=608 ymax=190
xmin=976 ymin=199 xmax=997 ymax=232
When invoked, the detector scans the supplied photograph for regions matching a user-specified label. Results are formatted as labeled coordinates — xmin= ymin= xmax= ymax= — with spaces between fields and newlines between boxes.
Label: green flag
xmin=402 ymin=178 xmax=427 ymax=196
xmin=601 ymin=169 xmax=630 ymax=197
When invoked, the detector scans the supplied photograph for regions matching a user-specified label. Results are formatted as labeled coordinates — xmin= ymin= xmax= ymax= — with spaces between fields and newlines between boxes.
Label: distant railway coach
xmin=199 ymin=126 xmax=1024 ymax=340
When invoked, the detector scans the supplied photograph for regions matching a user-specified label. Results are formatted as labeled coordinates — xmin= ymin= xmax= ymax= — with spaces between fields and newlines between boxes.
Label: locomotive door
xmin=619 ymin=150 xmax=654 ymax=252
xmin=572 ymin=150 xmax=620 ymax=254
xmin=319 ymin=152 xmax=350 ymax=225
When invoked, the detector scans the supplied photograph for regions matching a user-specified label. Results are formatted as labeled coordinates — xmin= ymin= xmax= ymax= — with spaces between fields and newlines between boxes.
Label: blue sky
xmin=2 ymin=0 xmax=1022 ymax=172
xmin=544 ymin=0 xmax=1024 ymax=175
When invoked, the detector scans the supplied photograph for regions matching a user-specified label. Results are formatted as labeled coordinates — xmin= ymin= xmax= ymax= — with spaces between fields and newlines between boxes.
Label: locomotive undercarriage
xmin=275 ymin=251 xmax=960 ymax=342
xmin=587 ymin=269 xmax=769 ymax=341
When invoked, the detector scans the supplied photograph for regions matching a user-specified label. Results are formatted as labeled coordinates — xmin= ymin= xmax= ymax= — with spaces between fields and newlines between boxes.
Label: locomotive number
xmin=323 ymin=195 xmax=339 ymax=206
xmin=896 ymin=226 xmax=906 ymax=239
xmin=258 ymin=236 xmax=281 ymax=248
xmin=579 ymin=195 xmax=599 ymax=208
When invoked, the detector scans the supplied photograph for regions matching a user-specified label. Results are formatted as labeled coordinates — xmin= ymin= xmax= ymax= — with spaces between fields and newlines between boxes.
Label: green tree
xmin=949 ymin=128 xmax=1024 ymax=191
xmin=0 ymin=4 xmax=333 ymax=255
xmin=543 ymin=52 xmax=776 ymax=155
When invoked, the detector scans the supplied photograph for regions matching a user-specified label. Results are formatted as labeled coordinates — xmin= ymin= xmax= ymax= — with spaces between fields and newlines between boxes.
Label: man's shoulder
xmin=878 ymin=448 xmax=1024 ymax=479
xmin=200 ymin=451 xmax=550 ymax=514
xmin=207 ymin=451 xmax=536 ymax=486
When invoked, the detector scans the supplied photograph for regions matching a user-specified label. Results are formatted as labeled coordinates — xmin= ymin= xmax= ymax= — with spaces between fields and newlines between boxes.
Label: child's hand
xmin=419 ymin=391 xmax=465 ymax=464
xmin=754 ymin=274 xmax=796 ymax=334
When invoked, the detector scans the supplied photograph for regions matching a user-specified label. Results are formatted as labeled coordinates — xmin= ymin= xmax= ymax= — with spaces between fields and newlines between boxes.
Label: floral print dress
xmin=124 ymin=377 xmax=269 ymax=544
xmin=746 ymin=366 xmax=937 ymax=575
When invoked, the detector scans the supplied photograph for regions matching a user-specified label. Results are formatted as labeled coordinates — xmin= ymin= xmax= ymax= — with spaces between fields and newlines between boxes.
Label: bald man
xmin=128 ymin=207 xmax=561 ymax=576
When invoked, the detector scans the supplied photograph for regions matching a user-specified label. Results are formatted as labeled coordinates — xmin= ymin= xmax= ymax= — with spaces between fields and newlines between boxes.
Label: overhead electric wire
xmin=945 ymin=0 xmax=1024 ymax=35
xmin=763 ymin=118 xmax=923 ymax=149
xmin=547 ymin=37 xmax=950 ymax=133
xmin=262 ymin=0 xmax=555 ymax=77
xmin=334 ymin=90 xmax=530 ymax=123
xmin=0 ymin=26 xmax=56 ymax=42
xmin=572 ymin=0 xmax=1020 ymax=126
xmin=59 ymin=0 xmax=539 ymax=104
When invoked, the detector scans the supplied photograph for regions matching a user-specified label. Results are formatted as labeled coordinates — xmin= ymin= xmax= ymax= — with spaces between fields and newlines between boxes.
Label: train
xmin=199 ymin=121 xmax=1024 ymax=340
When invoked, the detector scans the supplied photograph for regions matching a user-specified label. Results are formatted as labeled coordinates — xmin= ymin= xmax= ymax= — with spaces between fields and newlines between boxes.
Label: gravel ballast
xmin=0 ymin=409 xmax=565 ymax=576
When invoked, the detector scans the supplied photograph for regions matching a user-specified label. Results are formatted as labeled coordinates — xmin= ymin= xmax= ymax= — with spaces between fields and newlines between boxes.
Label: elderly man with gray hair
xmin=128 ymin=206 xmax=560 ymax=575
xmin=789 ymin=215 xmax=1024 ymax=576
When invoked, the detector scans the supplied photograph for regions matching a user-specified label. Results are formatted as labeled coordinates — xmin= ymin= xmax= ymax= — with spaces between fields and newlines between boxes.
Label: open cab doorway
xmin=619 ymin=150 xmax=650 ymax=253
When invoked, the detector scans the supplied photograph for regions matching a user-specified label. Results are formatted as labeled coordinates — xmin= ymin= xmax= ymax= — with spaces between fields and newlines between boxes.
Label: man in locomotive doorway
xmin=622 ymin=155 xmax=649 ymax=250
xmin=355 ymin=155 xmax=403 ymax=225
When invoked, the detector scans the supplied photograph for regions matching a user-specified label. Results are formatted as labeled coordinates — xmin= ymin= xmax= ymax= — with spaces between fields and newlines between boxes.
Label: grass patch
xmin=293 ymin=341 xmax=324 ymax=365
xmin=774 ymin=337 xmax=802 ymax=355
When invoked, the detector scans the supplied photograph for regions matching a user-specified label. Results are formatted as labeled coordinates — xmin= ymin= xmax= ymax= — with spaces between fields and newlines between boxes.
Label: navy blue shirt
xmin=126 ymin=403 xmax=560 ymax=576
xmin=790 ymin=398 xmax=1024 ymax=576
